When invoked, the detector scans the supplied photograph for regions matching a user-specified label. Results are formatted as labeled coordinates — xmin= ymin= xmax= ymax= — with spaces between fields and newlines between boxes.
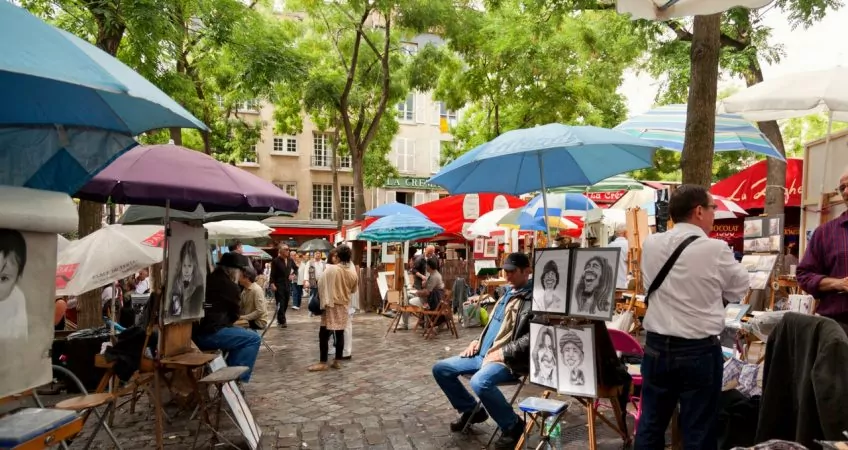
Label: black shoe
xmin=278 ymin=323 xmax=287 ymax=328
xmin=493 ymin=418 xmax=525 ymax=449
xmin=449 ymin=408 xmax=489 ymax=432
xmin=339 ymin=356 xmax=352 ymax=360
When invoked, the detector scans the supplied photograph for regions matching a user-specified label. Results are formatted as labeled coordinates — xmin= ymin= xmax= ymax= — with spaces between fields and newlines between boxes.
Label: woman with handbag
xmin=307 ymin=246 xmax=358 ymax=372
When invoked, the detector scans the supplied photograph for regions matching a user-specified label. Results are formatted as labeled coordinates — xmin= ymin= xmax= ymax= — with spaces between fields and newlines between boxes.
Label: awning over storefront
xmin=415 ymin=193 xmax=527 ymax=240
xmin=711 ymin=158 xmax=803 ymax=210
xmin=270 ymin=226 xmax=335 ymax=237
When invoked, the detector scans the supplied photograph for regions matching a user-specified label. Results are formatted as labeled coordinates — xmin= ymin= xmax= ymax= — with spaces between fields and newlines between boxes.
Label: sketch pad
xmin=0 ymin=408 xmax=77 ymax=446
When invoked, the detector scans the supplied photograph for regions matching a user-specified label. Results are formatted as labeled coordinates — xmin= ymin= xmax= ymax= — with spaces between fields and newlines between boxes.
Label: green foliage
xmin=781 ymin=114 xmax=848 ymax=156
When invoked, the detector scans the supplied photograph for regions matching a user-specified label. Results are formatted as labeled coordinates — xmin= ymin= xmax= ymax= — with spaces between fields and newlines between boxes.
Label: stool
xmin=459 ymin=374 xmax=528 ymax=447
xmin=190 ymin=366 xmax=249 ymax=450
xmin=517 ymin=396 xmax=568 ymax=449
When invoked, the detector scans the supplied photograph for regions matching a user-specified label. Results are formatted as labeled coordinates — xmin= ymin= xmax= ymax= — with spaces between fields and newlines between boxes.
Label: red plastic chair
xmin=599 ymin=328 xmax=645 ymax=437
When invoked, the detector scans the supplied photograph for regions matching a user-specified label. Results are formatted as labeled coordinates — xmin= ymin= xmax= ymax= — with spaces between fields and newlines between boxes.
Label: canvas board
xmin=531 ymin=248 xmax=570 ymax=314
xmin=529 ymin=323 xmax=559 ymax=389
xmin=568 ymin=248 xmax=619 ymax=321
xmin=209 ymin=357 xmax=261 ymax=449
xmin=164 ymin=222 xmax=207 ymax=325
xmin=556 ymin=325 xmax=597 ymax=398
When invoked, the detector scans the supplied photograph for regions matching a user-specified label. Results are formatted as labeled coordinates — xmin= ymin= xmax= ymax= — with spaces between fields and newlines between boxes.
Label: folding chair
xmin=460 ymin=374 xmax=528 ymax=448
xmin=420 ymin=290 xmax=458 ymax=339
xmin=595 ymin=328 xmax=645 ymax=438
xmin=259 ymin=303 xmax=281 ymax=354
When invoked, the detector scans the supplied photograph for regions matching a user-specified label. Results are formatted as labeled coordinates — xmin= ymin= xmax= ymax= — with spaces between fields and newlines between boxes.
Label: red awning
xmin=271 ymin=227 xmax=335 ymax=237
xmin=415 ymin=193 xmax=526 ymax=235
xmin=711 ymin=158 xmax=803 ymax=210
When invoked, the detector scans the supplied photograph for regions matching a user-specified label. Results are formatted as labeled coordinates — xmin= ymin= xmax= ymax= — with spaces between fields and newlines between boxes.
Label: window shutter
xmin=430 ymin=140 xmax=440 ymax=174
xmin=415 ymin=93 xmax=427 ymax=124
xmin=414 ymin=192 xmax=425 ymax=206
xmin=406 ymin=139 xmax=416 ymax=172
xmin=432 ymin=101 xmax=441 ymax=126
xmin=385 ymin=190 xmax=395 ymax=204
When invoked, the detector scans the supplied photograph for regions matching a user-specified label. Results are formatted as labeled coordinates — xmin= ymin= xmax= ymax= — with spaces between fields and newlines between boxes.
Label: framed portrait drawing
xmin=529 ymin=323 xmax=559 ymax=389
xmin=483 ymin=239 xmax=498 ymax=258
xmin=556 ymin=325 xmax=597 ymax=398
xmin=531 ymin=248 xmax=571 ymax=314
xmin=743 ymin=218 xmax=763 ymax=238
xmin=567 ymin=248 xmax=619 ymax=321
xmin=473 ymin=237 xmax=485 ymax=255
xmin=164 ymin=221 xmax=207 ymax=325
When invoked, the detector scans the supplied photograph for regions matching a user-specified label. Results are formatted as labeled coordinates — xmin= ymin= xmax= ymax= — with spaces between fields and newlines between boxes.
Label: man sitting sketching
xmin=431 ymin=252 xmax=534 ymax=449
xmin=193 ymin=252 xmax=261 ymax=383
xmin=237 ymin=266 xmax=269 ymax=331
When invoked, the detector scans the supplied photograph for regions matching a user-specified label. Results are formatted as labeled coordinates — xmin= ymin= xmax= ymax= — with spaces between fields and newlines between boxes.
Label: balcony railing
xmin=311 ymin=153 xmax=352 ymax=169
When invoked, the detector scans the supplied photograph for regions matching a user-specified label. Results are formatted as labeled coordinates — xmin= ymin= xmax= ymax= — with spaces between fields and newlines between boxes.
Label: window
xmin=274 ymin=182 xmax=297 ymax=198
xmin=339 ymin=153 xmax=352 ymax=169
xmin=400 ymin=42 xmax=418 ymax=56
xmin=312 ymin=133 xmax=330 ymax=167
xmin=396 ymin=94 xmax=414 ymax=121
xmin=439 ymin=102 xmax=458 ymax=129
xmin=272 ymin=136 xmax=297 ymax=154
xmin=312 ymin=184 xmax=333 ymax=220
xmin=340 ymin=185 xmax=355 ymax=221
xmin=394 ymin=138 xmax=415 ymax=173
xmin=238 ymin=99 xmax=259 ymax=112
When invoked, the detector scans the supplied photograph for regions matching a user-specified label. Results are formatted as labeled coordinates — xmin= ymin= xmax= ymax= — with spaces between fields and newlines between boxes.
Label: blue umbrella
xmin=365 ymin=202 xmax=427 ymax=218
xmin=0 ymin=2 xmax=208 ymax=194
xmin=523 ymin=192 xmax=597 ymax=218
xmin=614 ymin=104 xmax=785 ymax=160
xmin=358 ymin=213 xmax=444 ymax=243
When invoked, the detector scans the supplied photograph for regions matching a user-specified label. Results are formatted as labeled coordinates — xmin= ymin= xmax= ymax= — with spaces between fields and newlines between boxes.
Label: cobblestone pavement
xmin=57 ymin=309 xmax=632 ymax=449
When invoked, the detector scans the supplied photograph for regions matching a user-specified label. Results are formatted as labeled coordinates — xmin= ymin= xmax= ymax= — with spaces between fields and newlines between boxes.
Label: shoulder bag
xmin=644 ymin=235 xmax=699 ymax=307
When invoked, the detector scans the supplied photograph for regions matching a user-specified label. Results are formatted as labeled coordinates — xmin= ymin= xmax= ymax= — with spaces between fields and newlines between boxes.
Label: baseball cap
xmin=502 ymin=252 xmax=530 ymax=271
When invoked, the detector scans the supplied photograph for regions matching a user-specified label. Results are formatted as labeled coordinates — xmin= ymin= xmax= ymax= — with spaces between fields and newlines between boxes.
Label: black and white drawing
xmin=744 ymin=237 xmax=770 ymax=253
xmin=769 ymin=235 xmax=782 ymax=252
xmin=741 ymin=255 xmax=760 ymax=272
xmin=743 ymin=219 xmax=762 ymax=238
xmin=755 ymin=254 xmax=777 ymax=272
xmin=529 ymin=323 xmax=558 ymax=389
xmin=532 ymin=248 xmax=570 ymax=314
xmin=556 ymin=326 xmax=597 ymax=398
xmin=568 ymin=248 xmax=618 ymax=321
xmin=0 ymin=229 xmax=28 ymax=340
xmin=164 ymin=221 xmax=207 ymax=324
xmin=768 ymin=218 xmax=781 ymax=236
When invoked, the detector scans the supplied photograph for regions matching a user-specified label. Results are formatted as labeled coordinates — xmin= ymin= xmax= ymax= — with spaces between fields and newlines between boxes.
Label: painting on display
xmin=531 ymin=248 xmax=571 ymax=314
xmin=0 ymin=230 xmax=56 ymax=398
xmin=556 ymin=325 xmax=597 ymax=398
xmin=473 ymin=237 xmax=485 ymax=255
xmin=164 ymin=221 xmax=207 ymax=325
xmin=529 ymin=323 xmax=559 ymax=389
xmin=567 ymin=248 xmax=619 ymax=321
xmin=743 ymin=219 xmax=762 ymax=238
xmin=483 ymin=239 xmax=498 ymax=258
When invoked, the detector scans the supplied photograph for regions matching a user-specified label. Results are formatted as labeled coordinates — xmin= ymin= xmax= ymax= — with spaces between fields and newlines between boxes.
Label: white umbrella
xmin=56 ymin=224 xmax=164 ymax=296
xmin=203 ymin=220 xmax=272 ymax=239
xmin=467 ymin=208 xmax=522 ymax=238
xmin=616 ymin=0 xmax=772 ymax=20
xmin=57 ymin=234 xmax=71 ymax=256
xmin=718 ymin=66 xmax=848 ymax=206
xmin=610 ymin=189 xmax=656 ymax=211
xmin=713 ymin=195 xmax=749 ymax=220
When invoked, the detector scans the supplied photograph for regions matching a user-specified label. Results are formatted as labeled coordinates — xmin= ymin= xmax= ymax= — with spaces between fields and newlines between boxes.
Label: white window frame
xmin=394 ymin=138 xmax=415 ymax=173
xmin=237 ymin=99 xmax=260 ymax=113
xmin=396 ymin=94 xmax=414 ymax=122
xmin=312 ymin=133 xmax=331 ymax=167
xmin=272 ymin=136 xmax=298 ymax=155
xmin=274 ymin=182 xmax=297 ymax=198
xmin=340 ymin=185 xmax=355 ymax=221
xmin=311 ymin=184 xmax=333 ymax=220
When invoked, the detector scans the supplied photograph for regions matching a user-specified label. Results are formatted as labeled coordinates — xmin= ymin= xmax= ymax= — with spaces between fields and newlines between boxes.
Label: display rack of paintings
xmin=741 ymin=215 xmax=784 ymax=295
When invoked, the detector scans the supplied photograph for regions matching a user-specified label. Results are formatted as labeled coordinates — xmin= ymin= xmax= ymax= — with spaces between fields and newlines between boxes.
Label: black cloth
xmin=194 ymin=269 xmax=241 ymax=336
xmin=274 ymin=289 xmax=289 ymax=324
xmin=411 ymin=254 xmax=436 ymax=290
xmin=472 ymin=286 xmax=534 ymax=375
xmin=319 ymin=326 xmax=344 ymax=362
xmin=717 ymin=390 xmax=760 ymax=450
xmin=270 ymin=256 xmax=296 ymax=294
xmin=103 ymin=326 xmax=158 ymax=382
xmin=756 ymin=312 xmax=848 ymax=447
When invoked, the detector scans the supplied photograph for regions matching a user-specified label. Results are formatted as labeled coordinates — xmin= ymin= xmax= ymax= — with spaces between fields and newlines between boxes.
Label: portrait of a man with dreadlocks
xmin=568 ymin=248 xmax=619 ymax=321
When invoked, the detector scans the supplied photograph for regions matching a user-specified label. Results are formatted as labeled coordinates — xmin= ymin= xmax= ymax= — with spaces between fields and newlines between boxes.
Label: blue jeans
xmin=292 ymin=284 xmax=303 ymax=308
xmin=194 ymin=326 xmax=261 ymax=382
xmin=432 ymin=355 xmax=519 ymax=430
xmin=635 ymin=333 xmax=723 ymax=450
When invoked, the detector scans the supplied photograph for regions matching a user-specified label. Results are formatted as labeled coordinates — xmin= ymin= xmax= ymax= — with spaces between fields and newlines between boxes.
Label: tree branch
xmin=339 ymin=7 xmax=371 ymax=155
xmin=665 ymin=20 xmax=748 ymax=51
xmin=360 ymin=12 xmax=392 ymax=151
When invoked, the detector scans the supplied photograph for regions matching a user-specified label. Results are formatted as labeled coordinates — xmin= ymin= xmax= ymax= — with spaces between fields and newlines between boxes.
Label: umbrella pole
xmin=818 ymin=111 xmax=835 ymax=211
xmin=153 ymin=199 xmax=170 ymax=450
xmin=537 ymin=154 xmax=553 ymax=247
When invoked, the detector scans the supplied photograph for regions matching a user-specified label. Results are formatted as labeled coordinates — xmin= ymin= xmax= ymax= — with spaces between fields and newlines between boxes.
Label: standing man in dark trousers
xmin=270 ymin=243 xmax=296 ymax=328
xmin=636 ymin=185 xmax=748 ymax=450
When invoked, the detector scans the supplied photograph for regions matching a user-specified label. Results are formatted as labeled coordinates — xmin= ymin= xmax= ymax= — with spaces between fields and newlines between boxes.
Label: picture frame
xmin=529 ymin=322 xmax=559 ymax=389
xmin=531 ymin=247 xmax=571 ymax=315
xmin=473 ymin=237 xmax=485 ymax=255
xmin=743 ymin=218 xmax=763 ymax=238
xmin=164 ymin=221 xmax=207 ymax=325
xmin=483 ymin=238 xmax=498 ymax=258
xmin=724 ymin=303 xmax=751 ymax=324
xmin=567 ymin=247 xmax=620 ymax=321
xmin=556 ymin=325 xmax=597 ymax=398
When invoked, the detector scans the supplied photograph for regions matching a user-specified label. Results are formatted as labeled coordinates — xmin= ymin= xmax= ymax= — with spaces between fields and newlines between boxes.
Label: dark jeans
xmin=274 ymin=288 xmax=289 ymax=324
xmin=635 ymin=332 xmax=723 ymax=450
xmin=319 ymin=326 xmax=344 ymax=362
xmin=291 ymin=283 xmax=303 ymax=308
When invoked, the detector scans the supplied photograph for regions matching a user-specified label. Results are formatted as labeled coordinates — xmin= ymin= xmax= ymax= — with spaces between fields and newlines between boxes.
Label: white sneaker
xmin=292 ymin=306 xmax=300 ymax=310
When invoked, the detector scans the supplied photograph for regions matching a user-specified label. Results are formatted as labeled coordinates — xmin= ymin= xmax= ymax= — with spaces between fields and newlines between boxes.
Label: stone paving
xmin=56 ymin=308 xmax=632 ymax=449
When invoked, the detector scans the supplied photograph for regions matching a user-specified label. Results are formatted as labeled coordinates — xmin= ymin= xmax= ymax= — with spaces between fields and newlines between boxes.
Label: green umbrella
xmin=549 ymin=175 xmax=646 ymax=193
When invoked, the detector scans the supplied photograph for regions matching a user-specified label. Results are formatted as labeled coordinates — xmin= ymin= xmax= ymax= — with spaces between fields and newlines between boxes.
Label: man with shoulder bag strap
xmin=635 ymin=185 xmax=748 ymax=450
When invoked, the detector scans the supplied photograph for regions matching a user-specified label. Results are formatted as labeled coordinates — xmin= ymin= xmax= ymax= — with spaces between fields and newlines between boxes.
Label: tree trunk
xmin=351 ymin=146 xmax=367 ymax=266
xmin=331 ymin=128 xmax=343 ymax=232
xmin=169 ymin=128 xmax=182 ymax=145
xmin=680 ymin=14 xmax=722 ymax=188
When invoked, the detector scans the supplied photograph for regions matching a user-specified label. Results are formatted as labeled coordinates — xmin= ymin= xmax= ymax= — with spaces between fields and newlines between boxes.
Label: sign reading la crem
xmin=384 ymin=177 xmax=444 ymax=190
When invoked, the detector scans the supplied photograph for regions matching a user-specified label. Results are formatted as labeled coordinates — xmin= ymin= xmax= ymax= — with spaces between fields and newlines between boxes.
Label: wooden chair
xmin=384 ymin=290 xmax=425 ymax=337
xmin=48 ymin=365 xmax=123 ymax=450
xmin=420 ymin=290 xmax=458 ymax=339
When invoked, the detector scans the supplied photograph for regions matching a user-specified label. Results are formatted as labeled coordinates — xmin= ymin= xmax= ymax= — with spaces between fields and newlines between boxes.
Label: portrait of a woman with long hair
xmin=169 ymin=239 xmax=204 ymax=319
xmin=530 ymin=324 xmax=558 ymax=388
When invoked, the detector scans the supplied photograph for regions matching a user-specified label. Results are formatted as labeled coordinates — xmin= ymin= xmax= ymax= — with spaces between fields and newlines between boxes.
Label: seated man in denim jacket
xmin=431 ymin=252 xmax=533 ymax=449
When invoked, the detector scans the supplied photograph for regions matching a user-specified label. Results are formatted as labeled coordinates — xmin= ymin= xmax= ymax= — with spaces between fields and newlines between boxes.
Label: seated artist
xmin=192 ymin=252 xmax=261 ymax=383
xmin=431 ymin=252 xmax=533 ymax=449
xmin=412 ymin=258 xmax=445 ymax=310
xmin=238 ymin=266 xmax=269 ymax=331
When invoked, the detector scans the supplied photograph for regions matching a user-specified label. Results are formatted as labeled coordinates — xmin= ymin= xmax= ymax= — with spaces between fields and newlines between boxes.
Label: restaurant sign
xmin=384 ymin=177 xmax=443 ymax=190
xmin=724 ymin=177 xmax=803 ymax=207
xmin=586 ymin=190 xmax=626 ymax=204
xmin=710 ymin=223 xmax=799 ymax=242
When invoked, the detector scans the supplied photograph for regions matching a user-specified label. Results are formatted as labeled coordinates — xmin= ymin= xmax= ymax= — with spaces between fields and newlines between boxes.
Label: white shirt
xmin=135 ymin=278 xmax=149 ymax=294
xmin=641 ymin=223 xmax=748 ymax=339
xmin=608 ymin=236 xmax=630 ymax=290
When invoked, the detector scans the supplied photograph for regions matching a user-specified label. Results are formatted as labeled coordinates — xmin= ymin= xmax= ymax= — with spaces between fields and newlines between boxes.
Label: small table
xmin=517 ymin=397 xmax=568 ymax=450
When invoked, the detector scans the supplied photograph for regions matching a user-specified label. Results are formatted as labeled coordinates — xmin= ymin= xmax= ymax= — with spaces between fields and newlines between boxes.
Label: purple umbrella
xmin=76 ymin=144 xmax=299 ymax=213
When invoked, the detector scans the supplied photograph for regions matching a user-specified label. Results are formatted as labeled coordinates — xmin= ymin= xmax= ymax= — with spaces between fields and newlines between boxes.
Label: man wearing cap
xmin=193 ymin=252 xmax=261 ymax=383
xmin=431 ymin=252 xmax=534 ymax=449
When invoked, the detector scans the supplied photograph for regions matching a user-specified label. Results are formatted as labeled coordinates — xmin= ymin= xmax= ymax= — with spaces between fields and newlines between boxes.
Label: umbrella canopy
xmin=204 ymin=220 xmax=272 ymax=239
xmin=523 ymin=192 xmax=597 ymax=218
xmin=428 ymin=124 xmax=658 ymax=195
xmin=359 ymin=213 xmax=444 ymax=243
xmin=616 ymin=0 xmax=772 ymax=20
xmin=718 ymin=67 xmax=848 ymax=122
xmin=414 ymin=193 xmax=526 ymax=239
xmin=551 ymin=175 xmax=647 ymax=194
xmin=365 ymin=202 xmax=427 ymax=218
xmin=713 ymin=195 xmax=748 ymax=220
xmin=118 ymin=204 xmax=288 ymax=225
xmin=298 ymin=238 xmax=334 ymax=252
xmin=56 ymin=225 xmax=164 ymax=296
xmin=76 ymin=144 xmax=299 ymax=213
xmin=615 ymin=104 xmax=785 ymax=160
xmin=216 ymin=244 xmax=271 ymax=261
xmin=0 ymin=3 xmax=207 ymax=194
xmin=467 ymin=208 xmax=515 ymax=238
xmin=498 ymin=210 xmax=578 ymax=231
xmin=610 ymin=189 xmax=657 ymax=212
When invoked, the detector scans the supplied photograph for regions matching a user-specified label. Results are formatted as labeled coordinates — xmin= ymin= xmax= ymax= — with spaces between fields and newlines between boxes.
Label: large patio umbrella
xmin=118 ymin=204 xmax=287 ymax=225
xmin=0 ymin=2 xmax=207 ymax=194
xmin=365 ymin=202 xmax=427 ymax=218
xmin=616 ymin=0 xmax=772 ymax=20
xmin=299 ymin=238 xmax=335 ymax=252
xmin=359 ymin=213 xmax=444 ymax=243
xmin=615 ymin=104 xmax=785 ymax=160
xmin=551 ymin=174 xmax=647 ymax=194
xmin=523 ymin=192 xmax=597 ymax=218
xmin=203 ymin=221 xmax=272 ymax=239
xmin=76 ymin=144 xmax=299 ymax=213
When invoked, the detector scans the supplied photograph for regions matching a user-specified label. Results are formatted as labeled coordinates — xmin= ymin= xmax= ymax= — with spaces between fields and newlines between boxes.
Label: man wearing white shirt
xmin=635 ymin=185 xmax=748 ymax=450
xmin=607 ymin=224 xmax=629 ymax=290
xmin=134 ymin=269 xmax=150 ymax=295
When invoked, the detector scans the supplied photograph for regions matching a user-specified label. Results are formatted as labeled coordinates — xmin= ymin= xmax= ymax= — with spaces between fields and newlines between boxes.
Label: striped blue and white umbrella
xmin=358 ymin=213 xmax=444 ymax=243
xmin=523 ymin=192 xmax=597 ymax=218
xmin=615 ymin=104 xmax=785 ymax=160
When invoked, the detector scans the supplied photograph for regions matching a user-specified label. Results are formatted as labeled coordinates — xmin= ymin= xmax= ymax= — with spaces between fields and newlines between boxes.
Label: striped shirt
xmin=797 ymin=212 xmax=848 ymax=317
